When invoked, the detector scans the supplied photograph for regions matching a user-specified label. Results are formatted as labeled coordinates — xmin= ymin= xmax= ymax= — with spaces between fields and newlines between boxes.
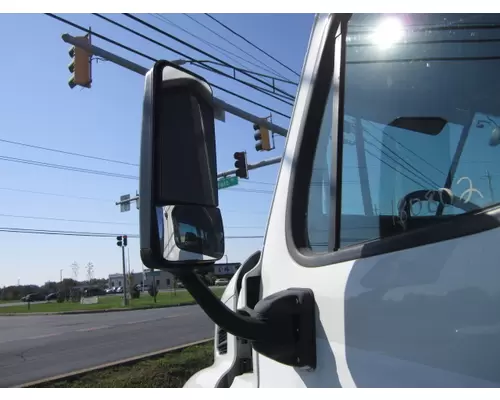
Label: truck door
xmin=258 ymin=13 xmax=500 ymax=387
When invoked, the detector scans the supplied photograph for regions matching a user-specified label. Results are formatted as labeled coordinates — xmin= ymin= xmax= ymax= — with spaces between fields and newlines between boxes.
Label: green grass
xmin=0 ymin=288 xmax=225 ymax=314
xmin=36 ymin=342 xmax=214 ymax=388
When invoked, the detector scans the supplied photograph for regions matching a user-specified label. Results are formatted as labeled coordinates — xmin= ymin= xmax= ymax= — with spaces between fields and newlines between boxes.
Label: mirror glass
xmin=157 ymin=205 xmax=224 ymax=263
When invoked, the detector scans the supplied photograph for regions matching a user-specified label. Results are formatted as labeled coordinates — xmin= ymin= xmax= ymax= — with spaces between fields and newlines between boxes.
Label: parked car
xmin=215 ymin=278 xmax=229 ymax=287
xmin=84 ymin=287 xmax=106 ymax=297
xmin=45 ymin=292 xmax=59 ymax=301
xmin=23 ymin=293 xmax=46 ymax=302
xmin=138 ymin=284 xmax=151 ymax=292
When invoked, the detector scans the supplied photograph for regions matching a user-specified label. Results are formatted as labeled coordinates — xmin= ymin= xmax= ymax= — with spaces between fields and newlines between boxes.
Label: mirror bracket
xmin=178 ymin=271 xmax=317 ymax=369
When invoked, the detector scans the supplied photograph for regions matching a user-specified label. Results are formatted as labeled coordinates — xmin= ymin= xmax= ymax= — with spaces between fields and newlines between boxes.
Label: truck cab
xmin=140 ymin=13 xmax=500 ymax=388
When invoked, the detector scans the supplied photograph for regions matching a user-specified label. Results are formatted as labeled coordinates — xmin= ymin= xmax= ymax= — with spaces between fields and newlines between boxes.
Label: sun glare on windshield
xmin=370 ymin=17 xmax=405 ymax=49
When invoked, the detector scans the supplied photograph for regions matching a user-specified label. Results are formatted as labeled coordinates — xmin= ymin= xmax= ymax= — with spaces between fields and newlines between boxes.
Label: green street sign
xmin=145 ymin=270 xmax=160 ymax=277
xmin=218 ymin=176 xmax=238 ymax=190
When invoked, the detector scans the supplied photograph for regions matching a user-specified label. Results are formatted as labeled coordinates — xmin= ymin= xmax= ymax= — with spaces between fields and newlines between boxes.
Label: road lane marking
xmin=76 ymin=325 xmax=111 ymax=332
xmin=27 ymin=332 xmax=62 ymax=340
xmin=0 ymin=312 xmax=195 ymax=345
xmin=123 ymin=313 xmax=190 ymax=325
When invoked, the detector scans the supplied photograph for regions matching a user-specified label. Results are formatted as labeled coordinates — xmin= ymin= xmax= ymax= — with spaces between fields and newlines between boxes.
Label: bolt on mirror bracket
xmin=178 ymin=271 xmax=317 ymax=370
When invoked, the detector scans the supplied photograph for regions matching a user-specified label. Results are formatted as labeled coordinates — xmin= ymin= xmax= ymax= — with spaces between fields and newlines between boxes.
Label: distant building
xmin=108 ymin=270 xmax=175 ymax=290
xmin=213 ymin=263 xmax=241 ymax=277
xmin=108 ymin=263 xmax=241 ymax=290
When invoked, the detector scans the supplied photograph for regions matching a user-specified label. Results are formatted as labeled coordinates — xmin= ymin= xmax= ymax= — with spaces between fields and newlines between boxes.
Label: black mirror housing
xmin=139 ymin=60 xmax=222 ymax=271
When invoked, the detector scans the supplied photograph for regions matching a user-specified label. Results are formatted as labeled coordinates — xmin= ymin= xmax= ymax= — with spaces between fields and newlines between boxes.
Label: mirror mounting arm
xmin=178 ymin=270 xmax=317 ymax=369
xmin=178 ymin=270 xmax=276 ymax=341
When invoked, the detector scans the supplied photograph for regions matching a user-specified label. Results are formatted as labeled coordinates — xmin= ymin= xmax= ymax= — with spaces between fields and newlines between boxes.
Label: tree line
xmin=0 ymin=277 xmax=108 ymax=301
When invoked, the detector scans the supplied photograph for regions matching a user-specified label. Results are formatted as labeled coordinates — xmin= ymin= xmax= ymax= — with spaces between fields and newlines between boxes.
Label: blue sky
xmin=3 ymin=13 xmax=499 ymax=286
xmin=0 ymin=13 xmax=314 ymax=286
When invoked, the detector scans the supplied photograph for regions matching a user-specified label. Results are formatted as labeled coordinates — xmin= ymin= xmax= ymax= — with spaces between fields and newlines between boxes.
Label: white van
xmin=139 ymin=13 xmax=500 ymax=388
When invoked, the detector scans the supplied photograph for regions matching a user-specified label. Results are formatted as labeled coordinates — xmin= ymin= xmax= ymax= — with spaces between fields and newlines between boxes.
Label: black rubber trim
xmin=285 ymin=14 xmax=500 ymax=268
xmin=287 ymin=14 xmax=338 ymax=253
xmin=329 ymin=19 xmax=348 ymax=252
xmin=236 ymin=250 xmax=261 ymax=296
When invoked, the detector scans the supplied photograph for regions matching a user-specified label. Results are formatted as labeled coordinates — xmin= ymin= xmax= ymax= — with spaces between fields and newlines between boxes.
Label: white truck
xmin=138 ymin=13 xmax=500 ymax=387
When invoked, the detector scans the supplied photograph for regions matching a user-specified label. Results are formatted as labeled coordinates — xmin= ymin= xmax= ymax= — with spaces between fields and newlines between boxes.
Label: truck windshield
xmin=307 ymin=13 xmax=500 ymax=251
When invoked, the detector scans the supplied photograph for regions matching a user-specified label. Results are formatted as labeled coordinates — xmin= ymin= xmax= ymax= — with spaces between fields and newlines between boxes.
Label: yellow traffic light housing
xmin=68 ymin=34 xmax=92 ymax=89
xmin=254 ymin=123 xmax=272 ymax=151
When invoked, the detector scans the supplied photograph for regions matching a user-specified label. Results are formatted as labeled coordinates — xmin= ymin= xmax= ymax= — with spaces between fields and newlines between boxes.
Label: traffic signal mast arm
xmin=62 ymin=34 xmax=288 ymax=136
xmin=219 ymin=156 xmax=282 ymax=178
xmin=116 ymin=156 xmax=282 ymax=208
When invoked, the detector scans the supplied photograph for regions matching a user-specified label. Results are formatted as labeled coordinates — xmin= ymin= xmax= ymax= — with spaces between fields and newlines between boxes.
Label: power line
xmin=150 ymin=13 xmax=252 ymax=72
xmin=120 ymin=13 xmax=296 ymax=101
xmin=365 ymin=121 xmax=447 ymax=177
xmin=0 ymin=187 xmax=114 ymax=203
xmin=0 ymin=154 xmax=139 ymax=180
xmin=45 ymin=13 xmax=291 ymax=119
xmin=225 ymin=187 xmax=274 ymax=194
xmin=152 ymin=13 xmax=291 ymax=82
xmin=348 ymin=55 xmax=500 ymax=65
xmin=225 ymin=235 xmax=264 ymax=239
xmin=0 ymin=186 xmax=273 ymax=207
xmin=0 ymin=138 xmax=138 ymax=167
xmin=0 ymin=227 xmax=135 ymax=238
xmin=182 ymin=13 xmax=291 ymax=81
xmin=0 ymin=152 xmax=281 ymax=191
xmin=205 ymin=13 xmax=301 ymax=78
xmin=0 ymin=227 xmax=263 ymax=240
xmin=362 ymin=129 xmax=442 ymax=189
xmin=364 ymin=147 xmax=427 ymax=190
xmin=225 ymin=226 xmax=264 ymax=229
xmin=243 ymin=180 xmax=276 ymax=186
xmin=0 ymin=213 xmax=135 ymax=226
xmin=95 ymin=13 xmax=293 ymax=106
xmin=0 ymin=211 xmax=262 ymax=229
xmin=0 ymin=153 xmax=282 ymax=191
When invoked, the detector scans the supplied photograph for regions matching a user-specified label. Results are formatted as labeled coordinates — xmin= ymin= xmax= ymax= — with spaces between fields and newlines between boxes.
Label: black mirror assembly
xmin=138 ymin=60 xmax=317 ymax=369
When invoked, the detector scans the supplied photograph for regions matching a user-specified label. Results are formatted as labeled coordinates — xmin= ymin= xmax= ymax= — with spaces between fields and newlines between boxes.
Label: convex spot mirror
xmin=139 ymin=60 xmax=224 ymax=271
xmin=159 ymin=205 xmax=224 ymax=262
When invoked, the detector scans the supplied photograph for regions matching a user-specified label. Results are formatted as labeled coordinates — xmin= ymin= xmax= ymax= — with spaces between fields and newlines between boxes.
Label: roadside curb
xmin=16 ymin=338 xmax=213 ymax=388
xmin=0 ymin=301 xmax=198 ymax=316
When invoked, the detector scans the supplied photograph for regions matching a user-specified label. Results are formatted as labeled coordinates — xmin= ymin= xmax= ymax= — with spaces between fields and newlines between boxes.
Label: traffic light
xmin=233 ymin=151 xmax=249 ymax=179
xmin=254 ymin=123 xmax=272 ymax=152
xmin=117 ymin=235 xmax=123 ymax=247
xmin=123 ymin=235 xmax=128 ymax=247
xmin=68 ymin=34 xmax=92 ymax=89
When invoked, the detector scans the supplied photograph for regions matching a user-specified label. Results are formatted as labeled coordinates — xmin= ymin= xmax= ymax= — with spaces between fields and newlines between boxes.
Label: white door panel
xmin=261 ymin=220 xmax=500 ymax=387
xmin=256 ymin=13 xmax=500 ymax=387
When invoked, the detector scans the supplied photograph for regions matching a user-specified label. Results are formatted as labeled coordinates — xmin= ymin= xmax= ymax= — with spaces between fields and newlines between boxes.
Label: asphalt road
xmin=0 ymin=305 xmax=214 ymax=387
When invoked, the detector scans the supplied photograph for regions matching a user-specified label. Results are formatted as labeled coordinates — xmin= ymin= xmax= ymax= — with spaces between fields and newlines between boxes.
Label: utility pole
xmin=60 ymin=269 xmax=63 ymax=282
xmin=116 ymin=235 xmax=129 ymax=306
xmin=122 ymin=245 xmax=128 ymax=306
xmin=127 ymin=247 xmax=131 ymax=275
